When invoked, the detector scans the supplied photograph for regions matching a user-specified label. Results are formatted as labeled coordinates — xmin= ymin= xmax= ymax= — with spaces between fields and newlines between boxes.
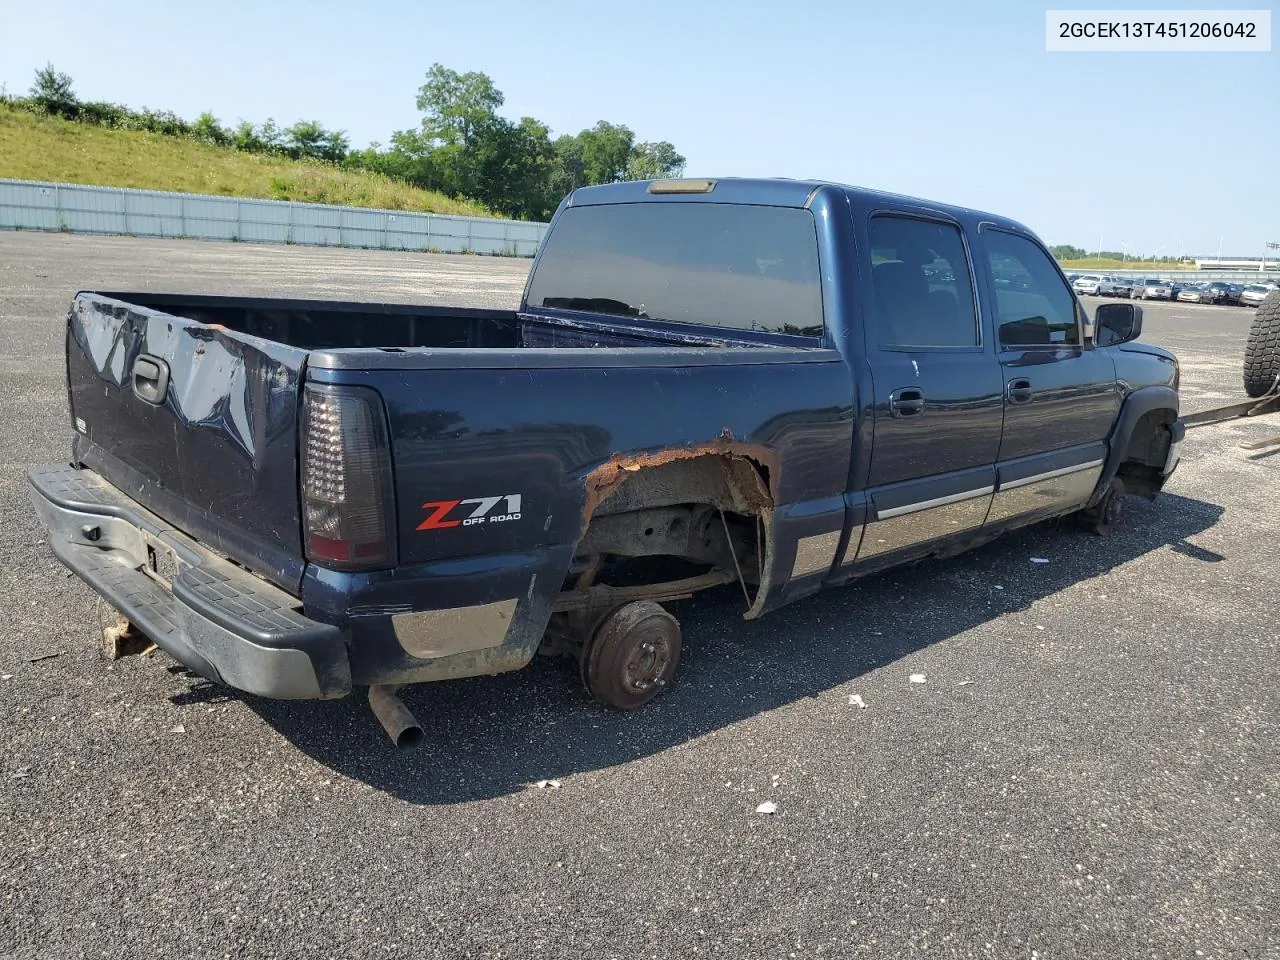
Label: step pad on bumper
xmin=28 ymin=465 xmax=351 ymax=700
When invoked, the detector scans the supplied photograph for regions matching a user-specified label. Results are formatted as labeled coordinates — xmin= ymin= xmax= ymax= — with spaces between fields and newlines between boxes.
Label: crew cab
xmin=29 ymin=178 xmax=1184 ymax=745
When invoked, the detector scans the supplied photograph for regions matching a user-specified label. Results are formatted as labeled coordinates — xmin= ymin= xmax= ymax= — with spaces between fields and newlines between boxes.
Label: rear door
xmin=976 ymin=229 xmax=1119 ymax=526
xmin=67 ymin=293 xmax=308 ymax=589
xmin=849 ymin=213 xmax=1005 ymax=565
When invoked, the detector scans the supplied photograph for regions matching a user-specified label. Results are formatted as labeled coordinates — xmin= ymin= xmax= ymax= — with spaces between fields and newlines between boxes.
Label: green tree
xmin=379 ymin=128 xmax=440 ymax=184
xmin=319 ymin=128 xmax=350 ymax=163
xmin=415 ymin=64 xmax=504 ymax=149
xmin=577 ymin=121 xmax=635 ymax=184
xmin=286 ymin=119 xmax=326 ymax=156
xmin=77 ymin=101 xmax=129 ymax=128
xmin=625 ymin=141 xmax=686 ymax=181
xmin=192 ymin=112 xmax=229 ymax=146
xmin=231 ymin=120 xmax=263 ymax=152
xmin=386 ymin=65 xmax=507 ymax=202
xmin=29 ymin=63 xmax=77 ymax=117
xmin=469 ymin=116 xmax=557 ymax=220
xmin=545 ymin=122 xmax=636 ymax=199
xmin=1050 ymin=244 xmax=1087 ymax=260
xmin=365 ymin=64 xmax=688 ymax=219
xmin=550 ymin=134 xmax=587 ymax=194
xmin=284 ymin=120 xmax=349 ymax=162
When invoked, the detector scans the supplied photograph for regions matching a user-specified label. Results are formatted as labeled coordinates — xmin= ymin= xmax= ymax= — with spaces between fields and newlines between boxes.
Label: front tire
xmin=1078 ymin=477 xmax=1125 ymax=537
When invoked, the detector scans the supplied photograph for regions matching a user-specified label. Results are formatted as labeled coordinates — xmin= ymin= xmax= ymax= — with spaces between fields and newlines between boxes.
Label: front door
xmin=849 ymin=213 xmax=1005 ymax=566
xmin=977 ymin=228 xmax=1120 ymax=525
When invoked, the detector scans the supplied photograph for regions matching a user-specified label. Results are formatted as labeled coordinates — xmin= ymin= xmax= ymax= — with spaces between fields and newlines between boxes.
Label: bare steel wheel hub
xmin=1090 ymin=476 xmax=1126 ymax=537
xmin=1103 ymin=488 xmax=1123 ymax=526
xmin=582 ymin=601 xmax=682 ymax=710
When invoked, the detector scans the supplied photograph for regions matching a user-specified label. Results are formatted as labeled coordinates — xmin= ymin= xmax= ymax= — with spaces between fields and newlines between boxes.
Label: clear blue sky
xmin=1 ymin=0 xmax=1275 ymax=256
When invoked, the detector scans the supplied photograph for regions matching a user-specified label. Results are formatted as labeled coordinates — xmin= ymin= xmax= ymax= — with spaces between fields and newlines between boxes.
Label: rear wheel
xmin=581 ymin=601 xmax=681 ymax=710
xmin=1243 ymin=292 xmax=1280 ymax=398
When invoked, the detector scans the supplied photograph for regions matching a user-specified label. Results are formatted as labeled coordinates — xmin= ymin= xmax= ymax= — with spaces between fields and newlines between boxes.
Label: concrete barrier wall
xmin=0 ymin=179 xmax=548 ymax=256
xmin=2 ymin=180 xmax=1275 ymax=281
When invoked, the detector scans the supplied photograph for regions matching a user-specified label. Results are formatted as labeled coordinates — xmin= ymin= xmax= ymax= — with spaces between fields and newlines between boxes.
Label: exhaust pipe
xmin=368 ymin=684 xmax=425 ymax=749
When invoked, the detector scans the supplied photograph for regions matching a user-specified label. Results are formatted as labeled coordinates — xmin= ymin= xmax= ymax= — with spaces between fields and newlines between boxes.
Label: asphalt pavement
xmin=1 ymin=233 xmax=1276 ymax=960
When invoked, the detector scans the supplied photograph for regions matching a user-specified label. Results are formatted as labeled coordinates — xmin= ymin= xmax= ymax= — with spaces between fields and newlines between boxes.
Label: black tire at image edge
xmin=1243 ymin=292 xmax=1280 ymax=398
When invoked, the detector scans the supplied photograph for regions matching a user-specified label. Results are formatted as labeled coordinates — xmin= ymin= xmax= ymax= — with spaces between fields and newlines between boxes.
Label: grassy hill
xmin=0 ymin=106 xmax=493 ymax=217
xmin=1058 ymin=257 xmax=1192 ymax=272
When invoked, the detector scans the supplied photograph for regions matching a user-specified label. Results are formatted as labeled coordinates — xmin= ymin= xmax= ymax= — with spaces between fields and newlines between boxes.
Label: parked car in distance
xmin=1110 ymin=277 xmax=1137 ymax=299
xmin=1177 ymin=284 xmax=1216 ymax=303
xmin=1224 ymin=283 xmax=1245 ymax=306
xmin=1241 ymin=284 xmax=1272 ymax=307
xmin=1203 ymin=281 xmax=1234 ymax=304
xmin=1072 ymin=274 xmax=1114 ymax=296
xmin=1137 ymin=279 xmax=1173 ymax=300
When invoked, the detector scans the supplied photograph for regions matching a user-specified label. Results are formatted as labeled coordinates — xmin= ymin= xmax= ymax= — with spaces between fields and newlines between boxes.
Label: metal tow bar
xmin=1182 ymin=376 xmax=1280 ymax=452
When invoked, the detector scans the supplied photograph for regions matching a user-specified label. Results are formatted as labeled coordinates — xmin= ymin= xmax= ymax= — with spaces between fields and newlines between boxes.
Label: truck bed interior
xmin=107 ymin=293 xmax=524 ymax=350
xmin=101 ymin=293 xmax=750 ymax=351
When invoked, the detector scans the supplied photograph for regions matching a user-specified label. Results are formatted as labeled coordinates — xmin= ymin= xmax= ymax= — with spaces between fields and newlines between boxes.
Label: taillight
xmin=300 ymin=384 xmax=397 ymax=570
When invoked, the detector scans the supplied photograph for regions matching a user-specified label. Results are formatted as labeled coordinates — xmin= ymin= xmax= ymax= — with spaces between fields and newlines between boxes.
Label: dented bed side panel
xmin=311 ymin=357 xmax=856 ymax=570
xmin=299 ymin=355 xmax=855 ymax=682
xmin=66 ymin=293 xmax=309 ymax=590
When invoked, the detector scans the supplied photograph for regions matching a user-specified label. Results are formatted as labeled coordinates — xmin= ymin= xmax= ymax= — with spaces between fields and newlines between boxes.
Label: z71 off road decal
xmin=417 ymin=495 xmax=523 ymax=531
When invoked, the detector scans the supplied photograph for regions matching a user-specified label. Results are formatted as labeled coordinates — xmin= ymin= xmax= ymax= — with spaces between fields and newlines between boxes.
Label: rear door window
xmin=867 ymin=216 xmax=979 ymax=349
xmin=526 ymin=202 xmax=824 ymax=337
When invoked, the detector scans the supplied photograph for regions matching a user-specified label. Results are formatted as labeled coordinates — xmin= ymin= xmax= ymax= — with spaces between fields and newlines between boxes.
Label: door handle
xmin=1006 ymin=378 xmax=1033 ymax=404
xmin=132 ymin=354 xmax=170 ymax=405
xmin=889 ymin=387 xmax=925 ymax=418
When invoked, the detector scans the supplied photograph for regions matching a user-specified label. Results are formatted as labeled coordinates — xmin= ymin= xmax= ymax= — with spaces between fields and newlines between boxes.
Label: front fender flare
xmin=1090 ymin=385 xmax=1179 ymax=506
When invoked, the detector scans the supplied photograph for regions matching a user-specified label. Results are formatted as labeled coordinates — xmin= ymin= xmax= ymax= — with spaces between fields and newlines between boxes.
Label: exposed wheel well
xmin=1116 ymin=408 xmax=1176 ymax=499
xmin=547 ymin=452 xmax=776 ymax=650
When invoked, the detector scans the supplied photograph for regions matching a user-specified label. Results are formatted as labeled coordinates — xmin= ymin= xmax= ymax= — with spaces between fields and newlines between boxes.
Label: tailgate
xmin=66 ymin=293 xmax=308 ymax=590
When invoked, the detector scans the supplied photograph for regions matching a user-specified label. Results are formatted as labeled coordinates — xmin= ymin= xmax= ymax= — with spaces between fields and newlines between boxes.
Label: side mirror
xmin=1095 ymin=302 xmax=1143 ymax=346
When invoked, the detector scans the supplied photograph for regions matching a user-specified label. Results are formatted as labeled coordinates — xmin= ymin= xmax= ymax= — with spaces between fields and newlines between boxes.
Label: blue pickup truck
xmin=29 ymin=178 xmax=1184 ymax=746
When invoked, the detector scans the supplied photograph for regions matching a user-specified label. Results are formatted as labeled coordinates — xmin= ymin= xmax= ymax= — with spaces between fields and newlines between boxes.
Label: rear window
xmin=526 ymin=203 xmax=824 ymax=337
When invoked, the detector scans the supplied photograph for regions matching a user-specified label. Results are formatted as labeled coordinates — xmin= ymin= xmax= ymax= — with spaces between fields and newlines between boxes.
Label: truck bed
xmin=100 ymin=292 xmax=523 ymax=350
xmin=65 ymin=291 xmax=833 ymax=599
xmin=105 ymin=293 xmax=769 ymax=352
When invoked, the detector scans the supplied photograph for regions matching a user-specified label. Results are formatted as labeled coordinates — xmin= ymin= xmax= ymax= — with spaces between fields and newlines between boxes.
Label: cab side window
xmin=983 ymin=231 xmax=1081 ymax=348
xmin=869 ymin=216 xmax=979 ymax=349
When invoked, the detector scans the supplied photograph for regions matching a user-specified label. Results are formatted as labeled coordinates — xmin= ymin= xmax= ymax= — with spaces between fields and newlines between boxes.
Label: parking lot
xmin=1 ymin=233 xmax=1277 ymax=959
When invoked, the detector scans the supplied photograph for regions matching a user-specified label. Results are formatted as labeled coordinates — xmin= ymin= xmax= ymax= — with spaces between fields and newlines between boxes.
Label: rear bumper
xmin=28 ymin=465 xmax=351 ymax=700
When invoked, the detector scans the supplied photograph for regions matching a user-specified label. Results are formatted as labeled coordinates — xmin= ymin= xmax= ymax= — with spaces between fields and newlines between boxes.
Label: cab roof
xmin=566 ymin=177 xmax=1032 ymax=235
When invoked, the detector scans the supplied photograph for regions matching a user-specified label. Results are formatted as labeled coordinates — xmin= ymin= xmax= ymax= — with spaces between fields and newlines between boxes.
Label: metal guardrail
xmin=0 ymin=179 xmax=548 ymax=256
